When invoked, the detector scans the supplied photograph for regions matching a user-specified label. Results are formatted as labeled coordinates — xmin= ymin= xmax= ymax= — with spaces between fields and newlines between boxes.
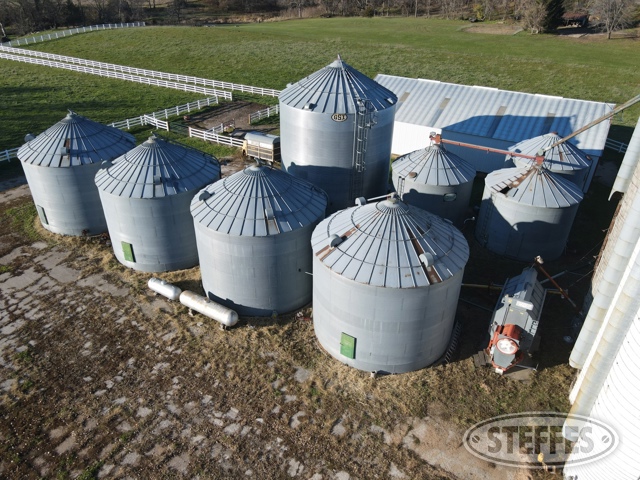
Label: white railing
xmin=0 ymin=50 xmax=232 ymax=99
xmin=0 ymin=44 xmax=280 ymax=98
xmin=142 ymin=115 xmax=169 ymax=131
xmin=108 ymin=97 xmax=219 ymax=130
xmin=249 ymin=104 xmax=280 ymax=124
xmin=605 ymin=138 xmax=628 ymax=154
xmin=207 ymin=123 xmax=225 ymax=133
xmin=189 ymin=127 xmax=244 ymax=148
xmin=4 ymin=23 xmax=145 ymax=47
xmin=0 ymin=148 xmax=20 ymax=163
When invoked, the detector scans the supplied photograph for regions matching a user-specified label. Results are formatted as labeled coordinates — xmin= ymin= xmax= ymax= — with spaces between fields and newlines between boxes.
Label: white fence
xmin=605 ymin=138 xmax=628 ymax=154
xmin=0 ymin=148 xmax=20 ymax=163
xmin=189 ymin=127 xmax=244 ymax=148
xmin=0 ymin=50 xmax=232 ymax=99
xmin=108 ymin=97 xmax=219 ymax=130
xmin=0 ymin=44 xmax=280 ymax=98
xmin=207 ymin=123 xmax=225 ymax=133
xmin=142 ymin=115 xmax=169 ymax=131
xmin=249 ymin=105 xmax=280 ymax=124
xmin=4 ymin=23 xmax=145 ymax=47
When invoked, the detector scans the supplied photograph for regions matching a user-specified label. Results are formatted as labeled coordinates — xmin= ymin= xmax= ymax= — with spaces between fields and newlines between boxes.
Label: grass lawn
xmin=1 ymin=18 xmax=639 ymax=152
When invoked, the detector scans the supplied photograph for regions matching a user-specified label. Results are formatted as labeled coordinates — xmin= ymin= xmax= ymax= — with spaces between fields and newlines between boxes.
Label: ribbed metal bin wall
xmin=95 ymin=136 xmax=220 ymax=272
xmin=475 ymin=166 xmax=583 ymax=262
xmin=191 ymin=165 xmax=328 ymax=317
xmin=17 ymin=111 xmax=135 ymax=236
xmin=506 ymin=133 xmax=591 ymax=191
xmin=391 ymin=141 xmax=476 ymax=225
xmin=311 ymin=196 xmax=469 ymax=373
xmin=279 ymin=56 xmax=397 ymax=214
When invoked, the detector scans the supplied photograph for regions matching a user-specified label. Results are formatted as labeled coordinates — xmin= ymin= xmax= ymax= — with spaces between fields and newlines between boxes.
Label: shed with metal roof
xmin=191 ymin=164 xmax=327 ymax=316
xmin=374 ymin=74 xmax=613 ymax=188
xmin=18 ymin=111 xmax=136 ymax=236
xmin=279 ymin=56 xmax=397 ymax=214
xmin=475 ymin=165 xmax=584 ymax=261
xmin=311 ymin=195 xmax=469 ymax=373
xmin=391 ymin=136 xmax=476 ymax=225
xmin=95 ymin=135 xmax=220 ymax=272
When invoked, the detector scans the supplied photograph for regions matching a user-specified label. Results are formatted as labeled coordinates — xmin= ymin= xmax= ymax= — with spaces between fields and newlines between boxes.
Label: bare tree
xmin=517 ymin=0 xmax=547 ymax=31
xmin=589 ymin=0 xmax=636 ymax=38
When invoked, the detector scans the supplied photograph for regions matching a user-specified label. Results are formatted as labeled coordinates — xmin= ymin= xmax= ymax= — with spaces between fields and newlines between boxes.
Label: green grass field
xmin=1 ymin=18 xmax=639 ymax=151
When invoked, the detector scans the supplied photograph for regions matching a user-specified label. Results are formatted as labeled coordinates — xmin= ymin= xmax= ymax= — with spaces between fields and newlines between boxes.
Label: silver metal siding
xmin=475 ymin=167 xmax=583 ymax=261
xmin=191 ymin=165 xmax=327 ymax=316
xmin=280 ymin=105 xmax=395 ymax=212
xmin=311 ymin=198 xmax=468 ymax=373
xmin=564 ymin=296 xmax=640 ymax=480
xmin=100 ymin=190 xmax=200 ymax=272
xmin=391 ymin=144 xmax=476 ymax=224
xmin=610 ymin=116 xmax=640 ymax=197
xmin=280 ymin=59 xmax=397 ymax=214
xmin=195 ymin=222 xmax=318 ymax=316
xmin=23 ymin=161 xmax=108 ymax=235
xmin=313 ymin=258 xmax=464 ymax=373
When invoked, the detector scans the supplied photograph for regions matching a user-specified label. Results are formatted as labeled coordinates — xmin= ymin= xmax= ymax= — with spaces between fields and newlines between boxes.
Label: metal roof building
xmin=18 ymin=111 xmax=136 ymax=236
xmin=95 ymin=136 xmax=221 ymax=272
xmin=191 ymin=164 xmax=327 ymax=316
xmin=311 ymin=195 xmax=469 ymax=373
xmin=561 ymin=117 xmax=640 ymax=479
xmin=374 ymin=74 xmax=613 ymax=186
xmin=280 ymin=57 xmax=397 ymax=214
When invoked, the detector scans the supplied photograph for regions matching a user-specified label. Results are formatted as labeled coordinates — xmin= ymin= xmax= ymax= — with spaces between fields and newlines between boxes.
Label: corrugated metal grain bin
xmin=95 ymin=136 xmax=221 ymax=272
xmin=506 ymin=133 xmax=591 ymax=191
xmin=391 ymin=138 xmax=476 ymax=225
xmin=279 ymin=56 xmax=397 ymax=214
xmin=311 ymin=195 xmax=469 ymax=373
xmin=191 ymin=164 xmax=328 ymax=317
xmin=17 ymin=111 xmax=135 ymax=236
xmin=475 ymin=165 xmax=583 ymax=262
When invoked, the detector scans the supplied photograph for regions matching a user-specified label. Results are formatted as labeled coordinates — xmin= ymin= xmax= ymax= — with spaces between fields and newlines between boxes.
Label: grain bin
xmin=191 ymin=164 xmax=328 ymax=317
xmin=17 ymin=111 xmax=135 ymax=236
xmin=311 ymin=195 xmax=469 ymax=373
xmin=506 ymin=133 xmax=591 ymax=190
xmin=95 ymin=135 xmax=220 ymax=273
xmin=475 ymin=165 xmax=583 ymax=262
xmin=391 ymin=136 xmax=476 ymax=225
xmin=279 ymin=56 xmax=397 ymax=214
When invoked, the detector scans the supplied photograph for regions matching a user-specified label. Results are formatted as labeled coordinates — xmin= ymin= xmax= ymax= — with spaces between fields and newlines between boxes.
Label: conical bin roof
xmin=393 ymin=142 xmax=476 ymax=186
xmin=508 ymin=133 xmax=591 ymax=173
xmin=95 ymin=136 xmax=220 ymax=198
xmin=279 ymin=56 xmax=397 ymax=113
xmin=18 ymin=111 xmax=135 ymax=167
xmin=191 ymin=165 xmax=328 ymax=237
xmin=486 ymin=165 xmax=584 ymax=208
xmin=311 ymin=196 xmax=469 ymax=288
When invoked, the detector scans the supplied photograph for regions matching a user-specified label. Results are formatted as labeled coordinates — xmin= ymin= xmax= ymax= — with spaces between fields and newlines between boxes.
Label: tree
xmin=589 ymin=0 xmax=636 ymax=39
xmin=516 ymin=0 xmax=564 ymax=32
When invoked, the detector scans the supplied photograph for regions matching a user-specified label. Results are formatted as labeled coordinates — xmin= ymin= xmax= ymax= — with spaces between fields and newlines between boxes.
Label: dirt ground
xmin=462 ymin=24 xmax=523 ymax=35
xmin=186 ymin=101 xmax=279 ymax=136
xmin=1 ymin=155 xmax=621 ymax=479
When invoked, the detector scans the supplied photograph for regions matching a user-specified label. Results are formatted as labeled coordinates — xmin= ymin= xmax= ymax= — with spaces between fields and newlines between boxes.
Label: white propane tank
xmin=148 ymin=277 xmax=182 ymax=301
xmin=179 ymin=291 xmax=239 ymax=327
